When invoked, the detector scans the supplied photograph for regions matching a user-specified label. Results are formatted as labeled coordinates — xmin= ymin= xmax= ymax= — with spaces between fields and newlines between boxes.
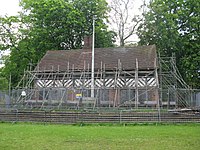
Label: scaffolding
xmin=9 ymin=57 xmax=159 ymax=109
xmin=2 ymin=54 xmax=199 ymax=110
xmin=158 ymin=54 xmax=198 ymax=109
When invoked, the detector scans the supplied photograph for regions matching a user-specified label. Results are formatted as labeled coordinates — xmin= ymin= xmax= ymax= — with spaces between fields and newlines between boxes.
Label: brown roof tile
xmin=36 ymin=45 xmax=157 ymax=71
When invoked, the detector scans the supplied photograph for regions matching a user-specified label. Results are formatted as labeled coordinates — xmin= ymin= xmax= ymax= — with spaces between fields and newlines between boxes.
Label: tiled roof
xmin=36 ymin=45 xmax=157 ymax=71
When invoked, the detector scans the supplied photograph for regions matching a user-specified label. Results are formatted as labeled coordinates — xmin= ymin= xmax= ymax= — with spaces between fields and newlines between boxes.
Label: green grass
xmin=0 ymin=123 xmax=200 ymax=150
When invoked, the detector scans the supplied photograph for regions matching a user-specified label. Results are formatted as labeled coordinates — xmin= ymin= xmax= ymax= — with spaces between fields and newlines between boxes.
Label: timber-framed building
xmin=11 ymin=38 xmax=197 ymax=109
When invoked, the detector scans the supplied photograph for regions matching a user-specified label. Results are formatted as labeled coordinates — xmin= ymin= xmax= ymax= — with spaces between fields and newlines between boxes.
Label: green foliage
xmin=95 ymin=28 xmax=117 ymax=48
xmin=3 ymin=40 xmax=37 ymax=87
xmin=137 ymin=0 xmax=200 ymax=88
xmin=0 ymin=56 xmax=9 ymax=90
xmin=0 ymin=69 xmax=8 ymax=91
xmin=0 ymin=78 xmax=8 ymax=91
xmin=0 ymin=16 xmax=21 ymax=51
xmin=0 ymin=0 xmax=116 ymax=87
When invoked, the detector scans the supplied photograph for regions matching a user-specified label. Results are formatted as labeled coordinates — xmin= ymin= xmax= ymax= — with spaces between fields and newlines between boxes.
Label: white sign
xmin=21 ymin=91 xmax=26 ymax=96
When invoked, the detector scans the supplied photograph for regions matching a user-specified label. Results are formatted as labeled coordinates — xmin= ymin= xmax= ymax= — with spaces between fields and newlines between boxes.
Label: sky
xmin=0 ymin=0 xmax=21 ymax=17
xmin=0 ymin=0 xmax=146 ymax=16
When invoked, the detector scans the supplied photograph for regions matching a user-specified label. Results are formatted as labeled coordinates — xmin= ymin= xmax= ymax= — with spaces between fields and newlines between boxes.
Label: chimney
xmin=83 ymin=36 xmax=92 ymax=49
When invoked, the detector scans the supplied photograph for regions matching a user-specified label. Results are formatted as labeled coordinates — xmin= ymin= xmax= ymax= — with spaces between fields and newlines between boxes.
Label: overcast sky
xmin=0 ymin=0 xmax=21 ymax=16
xmin=0 ymin=0 xmax=146 ymax=18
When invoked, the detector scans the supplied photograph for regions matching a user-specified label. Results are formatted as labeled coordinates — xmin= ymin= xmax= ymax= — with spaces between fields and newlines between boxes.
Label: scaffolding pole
xmin=91 ymin=17 xmax=95 ymax=98
xmin=135 ymin=58 xmax=139 ymax=109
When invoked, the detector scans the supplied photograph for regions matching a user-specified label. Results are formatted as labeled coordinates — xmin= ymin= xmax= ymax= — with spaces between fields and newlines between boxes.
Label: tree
xmin=109 ymin=0 xmax=143 ymax=46
xmin=0 ymin=77 xmax=9 ymax=91
xmin=0 ymin=65 xmax=9 ymax=91
xmin=73 ymin=0 xmax=117 ymax=48
xmin=0 ymin=0 xmax=116 ymax=87
xmin=20 ymin=0 xmax=114 ymax=51
xmin=137 ymin=0 xmax=200 ymax=88
xmin=0 ymin=16 xmax=22 ymax=51
xmin=96 ymin=26 xmax=117 ymax=48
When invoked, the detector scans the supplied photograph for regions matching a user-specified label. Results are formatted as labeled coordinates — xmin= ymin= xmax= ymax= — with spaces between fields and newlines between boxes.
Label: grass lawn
xmin=0 ymin=123 xmax=200 ymax=150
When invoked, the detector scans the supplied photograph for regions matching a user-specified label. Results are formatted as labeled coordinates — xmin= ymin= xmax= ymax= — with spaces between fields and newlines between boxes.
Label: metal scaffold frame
xmin=3 ymin=54 xmax=199 ymax=110
xmin=10 ymin=57 xmax=160 ymax=109
xmin=158 ymin=54 xmax=199 ymax=109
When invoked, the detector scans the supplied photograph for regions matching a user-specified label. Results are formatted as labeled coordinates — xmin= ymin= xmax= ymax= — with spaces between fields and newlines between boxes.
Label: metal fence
xmin=0 ymin=87 xmax=159 ymax=109
xmin=160 ymin=88 xmax=200 ymax=108
xmin=0 ymin=88 xmax=200 ymax=110
xmin=0 ymin=90 xmax=10 ymax=109
xmin=0 ymin=109 xmax=200 ymax=124
xmin=1 ymin=88 xmax=200 ymax=124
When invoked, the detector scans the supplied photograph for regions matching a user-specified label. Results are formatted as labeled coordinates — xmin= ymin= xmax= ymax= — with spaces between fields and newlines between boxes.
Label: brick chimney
xmin=83 ymin=36 xmax=92 ymax=49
